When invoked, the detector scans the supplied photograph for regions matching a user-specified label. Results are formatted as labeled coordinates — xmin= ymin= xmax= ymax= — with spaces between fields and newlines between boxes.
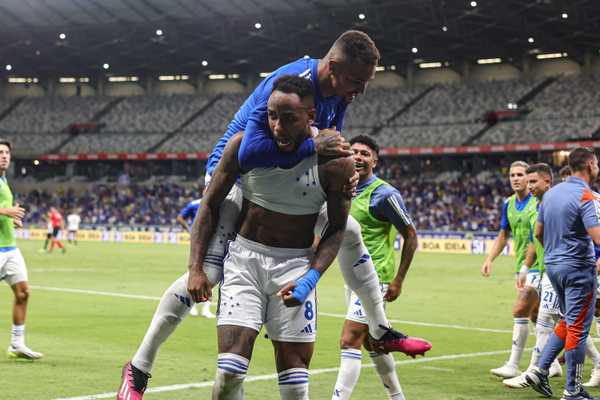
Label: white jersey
xmin=241 ymin=153 xmax=325 ymax=215
xmin=67 ymin=214 xmax=81 ymax=231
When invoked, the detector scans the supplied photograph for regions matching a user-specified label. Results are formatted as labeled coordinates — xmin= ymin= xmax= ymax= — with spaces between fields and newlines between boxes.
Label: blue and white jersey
xmin=179 ymin=199 xmax=201 ymax=225
xmin=206 ymin=57 xmax=347 ymax=175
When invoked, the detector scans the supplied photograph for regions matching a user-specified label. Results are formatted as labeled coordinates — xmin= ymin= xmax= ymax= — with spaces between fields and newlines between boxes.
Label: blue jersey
xmin=356 ymin=175 xmax=412 ymax=230
xmin=179 ymin=199 xmax=201 ymax=224
xmin=538 ymin=176 xmax=600 ymax=267
xmin=206 ymin=57 xmax=347 ymax=175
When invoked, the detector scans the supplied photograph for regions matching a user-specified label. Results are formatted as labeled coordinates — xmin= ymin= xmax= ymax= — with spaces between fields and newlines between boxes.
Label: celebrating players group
xmin=3 ymin=29 xmax=600 ymax=400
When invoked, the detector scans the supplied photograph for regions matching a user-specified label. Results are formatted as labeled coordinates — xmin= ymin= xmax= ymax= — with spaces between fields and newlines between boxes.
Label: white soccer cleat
xmin=189 ymin=304 xmax=199 ymax=317
xmin=503 ymin=372 xmax=530 ymax=389
xmin=549 ymin=359 xmax=563 ymax=378
xmin=583 ymin=367 xmax=600 ymax=387
xmin=7 ymin=344 xmax=43 ymax=360
xmin=491 ymin=363 xmax=521 ymax=378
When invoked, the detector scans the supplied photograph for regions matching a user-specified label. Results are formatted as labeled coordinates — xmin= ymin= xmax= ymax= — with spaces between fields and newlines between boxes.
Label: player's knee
xmin=339 ymin=326 xmax=366 ymax=350
xmin=14 ymin=286 xmax=29 ymax=304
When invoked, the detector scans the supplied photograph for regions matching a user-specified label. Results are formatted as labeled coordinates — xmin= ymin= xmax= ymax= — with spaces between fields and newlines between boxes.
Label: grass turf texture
xmin=1 ymin=240 xmax=598 ymax=399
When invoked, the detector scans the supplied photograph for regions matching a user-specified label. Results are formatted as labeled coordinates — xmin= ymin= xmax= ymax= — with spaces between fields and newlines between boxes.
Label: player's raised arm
xmin=187 ymin=133 xmax=242 ymax=303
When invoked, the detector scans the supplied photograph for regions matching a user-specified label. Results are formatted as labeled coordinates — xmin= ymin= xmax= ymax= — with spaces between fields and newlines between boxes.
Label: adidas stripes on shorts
xmin=217 ymin=235 xmax=317 ymax=343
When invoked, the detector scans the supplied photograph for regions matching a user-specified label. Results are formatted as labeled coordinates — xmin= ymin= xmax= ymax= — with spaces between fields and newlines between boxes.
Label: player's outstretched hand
xmin=13 ymin=218 xmax=23 ymax=228
xmin=315 ymin=128 xmax=352 ymax=158
xmin=187 ymin=269 xmax=212 ymax=303
xmin=480 ymin=260 xmax=492 ymax=277
xmin=5 ymin=204 xmax=25 ymax=220
xmin=384 ymin=280 xmax=402 ymax=302
xmin=343 ymin=171 xmax=359 ymax=199
xmin=277 ymin=282 xmax=302 ymax=307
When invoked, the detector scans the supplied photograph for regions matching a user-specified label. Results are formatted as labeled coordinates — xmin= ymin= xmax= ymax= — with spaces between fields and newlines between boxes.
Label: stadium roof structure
xmin=0 ymin=0 xmax=599 ymax=78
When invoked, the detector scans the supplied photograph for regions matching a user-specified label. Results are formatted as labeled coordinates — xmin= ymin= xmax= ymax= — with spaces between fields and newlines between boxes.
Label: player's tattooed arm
xmin=187 ymin=133 xmax=242 ymax=303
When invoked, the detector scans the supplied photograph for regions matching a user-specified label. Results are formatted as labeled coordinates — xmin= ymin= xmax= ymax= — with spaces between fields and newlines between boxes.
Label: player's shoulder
xmin=322 ymin=156 xmax=354 ymax=182
xmin=273 ymin=57 xmax=312 ymax=77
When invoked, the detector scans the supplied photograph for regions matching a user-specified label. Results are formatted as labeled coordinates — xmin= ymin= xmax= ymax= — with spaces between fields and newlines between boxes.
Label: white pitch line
xmin=53 ymin=348 xmax=518 ymax=400
xmin=421 ymin=365 xmax=455 ymax=372
xmin=319 ymin=312 xmax=513 ymax=334
xmin=31 ymin=285 xmax=513 ymax=334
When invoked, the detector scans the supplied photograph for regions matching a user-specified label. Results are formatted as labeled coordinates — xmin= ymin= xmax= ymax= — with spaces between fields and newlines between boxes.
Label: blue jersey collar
xmin=356 ymin=175 xmax=377 ymax=196
xmin=566 ymin=175 xmax=591 ymax=188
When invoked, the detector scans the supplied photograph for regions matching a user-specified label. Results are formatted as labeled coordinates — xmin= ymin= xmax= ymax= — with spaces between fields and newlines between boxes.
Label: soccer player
xmin=0 ymin=138 xmax=43 ymax=360
xmin=47 ymin=207 xmax=66 ymax=254
xmin=331 ymin=135 xmax=421 ymax=400
xmin=503 ymin=163 xmax=562 ymax=388
xmin=175 ymin=197 xmax=214 ymax=318
xmin=481 ymin=161 xmax=541 ymax=378
xmin=40 ymin=217 xmax=52 ymax=252
xmin=66 ymin=209 xmax=81 ymax=245
xmin=525 ymin=147 xmax=600 ymax=400
xmin=191 ymin=75 xmax=354 ymax=399
xmin=118 ymin=31 xmax=428 ymax=400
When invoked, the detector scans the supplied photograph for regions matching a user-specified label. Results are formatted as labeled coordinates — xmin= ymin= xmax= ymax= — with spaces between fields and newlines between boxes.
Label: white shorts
xmin=0 ymin=248 xmax=28 ymax=286
xmin=540 ymin=273 xmax=560 ymax=315
xmin=345 ymin=284 xmax=388 ymax=325
xmin=524 ymin=270 xmax=542 ymax=292
xmin=217 ymin=235 xmax=317 ymax=343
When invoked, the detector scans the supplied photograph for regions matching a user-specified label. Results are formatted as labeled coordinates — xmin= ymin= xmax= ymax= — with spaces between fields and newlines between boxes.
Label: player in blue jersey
xmin=526 ymin=147 xmax=600 ymax=400
xmin=175 ymin=198 xmax=214 ymax=318
xmin=118 ymin=31 xmax=421 ymax=399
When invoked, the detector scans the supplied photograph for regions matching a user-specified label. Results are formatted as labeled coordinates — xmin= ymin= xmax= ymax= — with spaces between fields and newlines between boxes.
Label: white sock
xmin=507 ymin=317 xmax=529 ymax=368
xmin=278 ymin=368 xmax=309 ymax=400
xmin=132 ymin=273 xmax=196 ymax=374
xmin=332 ymin=349 xmax=362 ymax=400
xmin=586 ymin=336 xmax=600 ymax=368
xmin=369 ymin=351 xmax=405 ymax=400
xmin=337 ymin=216 xmax=389 ymax=339
xmin=213 ymin=353 xmax=248 ymax=400
xmin=201 ymin=301 xmax=212 ymax=315
xmin=11 ymin=324 xmax=25 ymax=348
xmin=530 ymin=312 xmax=555 ymax=369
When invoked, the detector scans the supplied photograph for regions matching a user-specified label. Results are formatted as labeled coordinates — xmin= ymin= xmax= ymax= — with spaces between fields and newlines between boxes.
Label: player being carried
xmin=117 ymin=30 xmax=430 ymax=400
xmin=190 ymin=75 xmax=355 ymax=399
xmin=331 ymin=135 xmax=423 ymax=400
xmin=481 ymin=161 xmax=561 ymax=378
xmin=0 ymin=138 xmax=43 ymax=360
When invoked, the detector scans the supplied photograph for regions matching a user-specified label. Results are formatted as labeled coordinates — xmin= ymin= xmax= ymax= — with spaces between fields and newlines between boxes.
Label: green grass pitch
xmin=1 ymin=240 xmax=598 ymax=399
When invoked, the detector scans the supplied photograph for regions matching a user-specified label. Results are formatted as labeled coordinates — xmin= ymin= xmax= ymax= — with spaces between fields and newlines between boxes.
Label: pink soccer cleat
xmin=369 ymin=325 xmax=432 ymax=357
xmin=117 ymin=361 xmax=150 ymax=400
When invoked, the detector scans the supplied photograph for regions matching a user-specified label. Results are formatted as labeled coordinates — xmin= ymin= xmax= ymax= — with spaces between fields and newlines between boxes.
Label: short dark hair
xmin=350 ymin=135 xmax=379 ymax=156
xmin=568 ymin=147 xmax=597 ymax=172
xmin=272 ymin=75 xmax=314 ymax=101
xmin=330 ymin=30 xmax=380 ymax=66
xmin=559 ymin=165 xmax=572 ymax=179
xmin=0 ymin=138 xmax=11 ymax=151
xmin=526 ymin=163 xmax=553 ymax=182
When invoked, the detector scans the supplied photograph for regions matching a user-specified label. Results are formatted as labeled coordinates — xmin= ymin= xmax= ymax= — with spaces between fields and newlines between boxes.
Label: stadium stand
xmin=0 ymin=96 xmax=111 ymax=133
xmin=61 ymin=133 xmax=168 ymax=153
xmin=98 ymin=94 xmax=211 ymax=133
